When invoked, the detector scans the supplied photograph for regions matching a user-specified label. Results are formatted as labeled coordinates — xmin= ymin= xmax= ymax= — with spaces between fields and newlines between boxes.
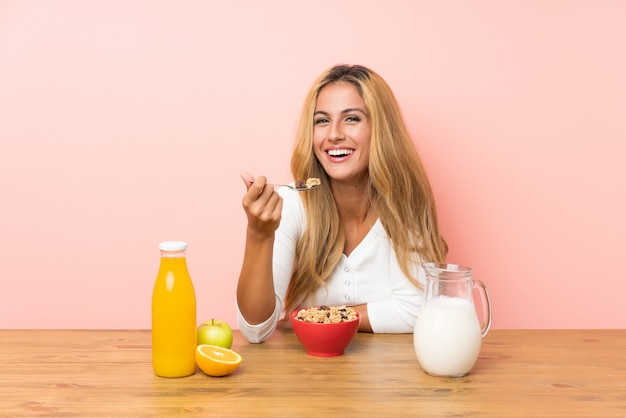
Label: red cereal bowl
xmin=290 ymin=307 xmax=360 ymax=357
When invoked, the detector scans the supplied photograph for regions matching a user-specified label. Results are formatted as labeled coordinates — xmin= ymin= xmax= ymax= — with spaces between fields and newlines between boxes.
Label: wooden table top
xmin=1 ymin=329 xmax=625 ymax=417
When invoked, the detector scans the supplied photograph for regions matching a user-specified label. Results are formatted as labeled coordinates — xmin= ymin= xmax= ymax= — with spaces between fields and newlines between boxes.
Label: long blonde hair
xmin=286 ymin=64 xmax=447 ymax=314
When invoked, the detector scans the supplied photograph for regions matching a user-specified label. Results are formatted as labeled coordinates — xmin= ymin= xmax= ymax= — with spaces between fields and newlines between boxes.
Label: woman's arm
xmin=236 ymin=183 xmax=303 ymax=342
xmin=237 ymin=226 xmax=278 ymax=324
xmin=366 ymin=264 xmax=426 ymax=333
xmin=353 ymin=304 xmax=372 ymax=332
xmin=236 ymin=174 xmax=282 ymax=324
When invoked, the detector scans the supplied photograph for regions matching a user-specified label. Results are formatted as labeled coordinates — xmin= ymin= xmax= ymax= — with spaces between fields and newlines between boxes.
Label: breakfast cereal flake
xmin=305 ymin=177 xmax=321 ymax=188
xmin=295 ymin=305 xmax=358 ymax=324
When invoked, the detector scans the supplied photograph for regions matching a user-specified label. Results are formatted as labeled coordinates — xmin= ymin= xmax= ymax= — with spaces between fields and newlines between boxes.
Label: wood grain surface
xmin=1 ymin=329 xmax=625 ymax=417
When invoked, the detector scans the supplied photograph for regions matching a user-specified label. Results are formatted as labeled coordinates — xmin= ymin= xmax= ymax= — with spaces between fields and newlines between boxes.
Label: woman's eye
xmin=345 ymin=116 xmax=361 ymax=123
xmin=315 ymin=118 xmax=329 ymax=125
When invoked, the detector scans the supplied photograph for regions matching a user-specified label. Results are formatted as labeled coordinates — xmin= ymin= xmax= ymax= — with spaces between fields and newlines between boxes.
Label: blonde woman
xmin=237 ymin=64 xmax=447 ymax=343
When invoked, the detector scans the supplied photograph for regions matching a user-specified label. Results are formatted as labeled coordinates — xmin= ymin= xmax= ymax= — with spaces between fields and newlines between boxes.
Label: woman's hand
xmin=240 ymin=171 xmax=283 ymax=237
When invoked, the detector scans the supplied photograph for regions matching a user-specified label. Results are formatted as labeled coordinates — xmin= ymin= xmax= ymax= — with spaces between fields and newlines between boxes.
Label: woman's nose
xmin=329 ymin=121 xmax=345 ymax=140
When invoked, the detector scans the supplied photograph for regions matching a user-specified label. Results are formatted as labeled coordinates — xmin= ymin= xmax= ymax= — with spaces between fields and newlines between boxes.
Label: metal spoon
xmin=250 ymin=178 xmax=320 ymax=192
xmin=281 ymin=178 xmax=320 ymax=191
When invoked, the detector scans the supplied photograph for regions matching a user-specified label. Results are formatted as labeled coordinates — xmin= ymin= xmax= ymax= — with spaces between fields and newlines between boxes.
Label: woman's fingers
xmin=240 ymin=173 xmax=281 ymax=233
xmin=240 ymin=170 xmax=255 ymax=189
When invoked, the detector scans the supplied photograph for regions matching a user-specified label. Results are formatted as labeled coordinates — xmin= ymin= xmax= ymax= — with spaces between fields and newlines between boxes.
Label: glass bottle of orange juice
xmin=152 ymin=241 xmax=196 ymax=377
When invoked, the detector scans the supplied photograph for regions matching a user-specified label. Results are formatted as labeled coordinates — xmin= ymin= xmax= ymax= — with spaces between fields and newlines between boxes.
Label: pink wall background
xmin=1 ymin=1 xmax=625 ymax=329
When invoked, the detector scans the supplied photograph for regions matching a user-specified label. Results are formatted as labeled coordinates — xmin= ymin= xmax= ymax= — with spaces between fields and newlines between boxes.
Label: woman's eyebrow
xmin=314 ymin=108 xmax=367 ymax=116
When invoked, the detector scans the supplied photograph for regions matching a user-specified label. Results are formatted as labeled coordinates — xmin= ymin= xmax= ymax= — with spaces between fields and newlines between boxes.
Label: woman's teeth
xmin=328 ymin=149 xmax=353 ymax=156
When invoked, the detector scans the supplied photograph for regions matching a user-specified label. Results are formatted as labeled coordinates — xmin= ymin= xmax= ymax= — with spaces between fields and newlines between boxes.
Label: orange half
xmin=195 ymin=344 xmax=242 ymax=377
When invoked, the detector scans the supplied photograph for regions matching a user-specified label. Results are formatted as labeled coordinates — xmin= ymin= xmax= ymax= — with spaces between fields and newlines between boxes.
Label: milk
xmin=413 ymin=296 xmax=482 ymax=377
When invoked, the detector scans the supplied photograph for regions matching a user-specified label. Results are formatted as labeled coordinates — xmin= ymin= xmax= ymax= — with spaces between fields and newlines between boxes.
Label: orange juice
xmin=151 ymin=241 xmax=196 ymax=377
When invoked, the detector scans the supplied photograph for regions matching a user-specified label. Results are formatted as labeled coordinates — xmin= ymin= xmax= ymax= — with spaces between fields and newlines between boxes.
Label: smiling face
xmin=313 ymin=82 xmax=372 ymax=186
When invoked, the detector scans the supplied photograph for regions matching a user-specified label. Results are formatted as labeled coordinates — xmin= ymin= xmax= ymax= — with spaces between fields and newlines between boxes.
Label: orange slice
xmin=195 ymin=344 xmax=242 ymax=377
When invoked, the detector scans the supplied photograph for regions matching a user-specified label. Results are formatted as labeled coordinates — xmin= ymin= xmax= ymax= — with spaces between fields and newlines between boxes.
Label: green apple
xmin=197 ymin=319 xmax=233 ymax=349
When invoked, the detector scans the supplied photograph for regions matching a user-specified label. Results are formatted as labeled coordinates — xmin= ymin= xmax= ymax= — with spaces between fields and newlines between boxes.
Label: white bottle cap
xmin=159 ymin=241 xmax=188 ymax=251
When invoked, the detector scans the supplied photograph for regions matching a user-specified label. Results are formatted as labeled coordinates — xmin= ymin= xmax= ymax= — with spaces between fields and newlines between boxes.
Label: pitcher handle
xmin=473 ymin=280 xmax=492 ymax=338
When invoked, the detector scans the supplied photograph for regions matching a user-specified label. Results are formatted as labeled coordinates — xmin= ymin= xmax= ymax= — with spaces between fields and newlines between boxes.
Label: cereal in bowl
xmin=295 ymin=305 xmax=358 ymax=324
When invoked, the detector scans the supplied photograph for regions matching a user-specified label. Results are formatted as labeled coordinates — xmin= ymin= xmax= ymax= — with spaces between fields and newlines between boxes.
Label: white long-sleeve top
xmin=236 ymin=186 xmax=426 ymax=343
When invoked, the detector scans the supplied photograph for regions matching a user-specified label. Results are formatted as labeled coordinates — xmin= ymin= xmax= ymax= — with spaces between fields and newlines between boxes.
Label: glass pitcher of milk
xmin=413 ymin=263 xmax=492 ymax=377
